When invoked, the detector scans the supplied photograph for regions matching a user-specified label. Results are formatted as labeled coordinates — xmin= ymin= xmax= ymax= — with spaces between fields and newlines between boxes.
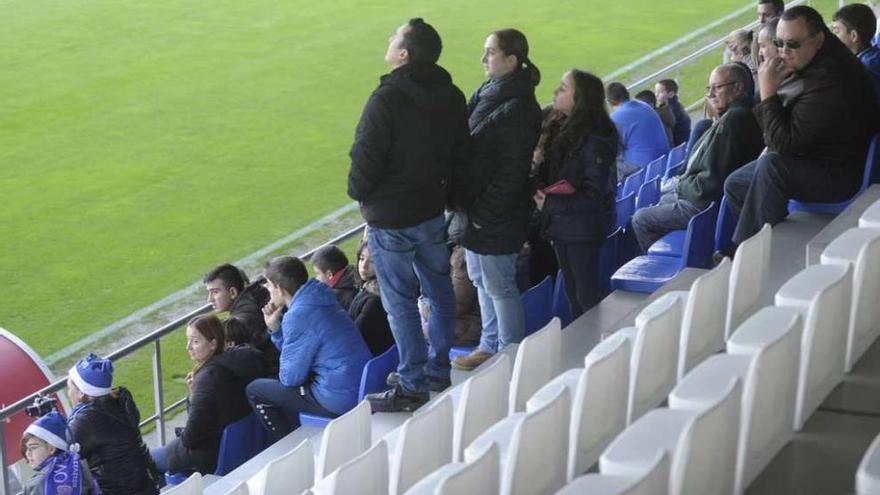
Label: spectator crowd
xmin=17 ymin=2 xmax=880 ymax=492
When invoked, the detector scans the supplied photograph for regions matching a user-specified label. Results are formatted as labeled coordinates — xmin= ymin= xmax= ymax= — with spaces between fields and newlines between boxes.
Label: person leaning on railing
xmin=66 ymin=354 xmax=162 ymax=495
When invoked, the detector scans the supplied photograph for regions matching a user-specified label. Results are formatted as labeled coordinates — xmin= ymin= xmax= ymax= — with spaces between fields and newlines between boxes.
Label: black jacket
xmin=331 ymin=265 xmax=360 ymax=311
xmin=67 ymin=388 xmax=161 ymax=495
xmin=459 ymin=69 xmax=543 ymax=255
xmin=754 ymin=29 xmax=880 ymax=197
xmin=539 ymin=133 xmax=619 ymax=242
xmin=229 ymin=282 xmax=278 ymax=371
xmin=348 ymin=63 xmax=469 ymax=229
xmin=666 ymin=96 xmax=691 ymax=146
xmin=348 ymin=284 xmax=394 ymax=356
xmin=167 ymin=345 xmax=270 ymax=473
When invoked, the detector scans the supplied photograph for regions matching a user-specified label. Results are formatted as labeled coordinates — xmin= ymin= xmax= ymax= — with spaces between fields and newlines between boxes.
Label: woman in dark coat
xmin=452 ymin=28 xmax=543 ymax=371
xmin=150 ymin=314 xmax=268 ymax=474
xmin=348 ymin=241 xmax=395 ymax=356
xmin=533 ymin=70 xmax=619 ymax=318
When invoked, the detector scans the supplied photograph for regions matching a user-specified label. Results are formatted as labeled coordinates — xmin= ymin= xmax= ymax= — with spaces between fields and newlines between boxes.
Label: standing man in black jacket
xmin=724 ymin=6 xmax=880 ymax=244
xmin=348 ymin=18 xmax=469 ymax=412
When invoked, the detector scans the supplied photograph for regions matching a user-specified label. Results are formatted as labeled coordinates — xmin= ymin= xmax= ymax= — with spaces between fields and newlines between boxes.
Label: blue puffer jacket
xmin=271 ymin=279 xmax=372 ymax=414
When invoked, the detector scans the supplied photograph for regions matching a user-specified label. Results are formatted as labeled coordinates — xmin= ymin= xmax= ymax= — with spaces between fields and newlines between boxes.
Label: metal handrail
xmin=0 ymin=220 xmax=367 ymax=494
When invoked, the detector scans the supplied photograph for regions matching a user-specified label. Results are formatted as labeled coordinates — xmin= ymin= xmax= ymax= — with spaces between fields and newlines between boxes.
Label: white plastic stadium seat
xmin=225 ymin=481 xmax=249 ymax=495
xmin=247 ymin=438 xmax=313 ymax=495
xmin=165 ymin=472 xmax=203 ymax=495
xmin=601 ymin=378 xmax=741 ymax=495
xmin=669 ymin=306 xmax=801 ymax=495
xmin=311 ymin=440 xmax=389 ymax=495
xmin=509 ymin=317 xmax=562 ymax=413
xmin=820 ymin=228 xmax=880 ymax=372
xmin=726 ymin=223 xmax=772 ymax=339
xmin=403 ymin=443 xmax=500 ymax=495
xmin=555 ymin=452 xmax=669 ymax=495
xmin=671 ymin=257 xmax=731 ymax=380
xmin=315 ymin=399 xmax=371 ymax=479
xmin=859 ymin=199 xmax=880 ymax=228
xmin=775 ymin=263 xmax=852 ymax=430
xmin=466 ymin=385 xmax=571 ymax=495
xmin=620 ymin=293 xmax=683 ymax=424
xmin=389 ymin=395 xmax=454 ymax=495
xmin=857 ymin=432 xmax=880 ymax=494
xmin=450 ymin=353 xmax=511 ymax=461
xmin=527 ymin=332 xmax=631 ymax=481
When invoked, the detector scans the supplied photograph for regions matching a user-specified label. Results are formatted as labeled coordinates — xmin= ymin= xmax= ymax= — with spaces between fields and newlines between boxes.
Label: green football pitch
xmin=0 ymin=0 xmax=843 ymax=408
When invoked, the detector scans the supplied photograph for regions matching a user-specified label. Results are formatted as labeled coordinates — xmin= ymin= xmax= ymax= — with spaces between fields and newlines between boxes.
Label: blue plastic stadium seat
xmin=647 ymin=229 xmax=685 ymax=257
xmin=644 ymin=156 xmax=667 ymax=183
xmin=663 ymin=142 xmax=688 ymax=179
xmin=620 ymin=167 xmax=646 ymax=200
xmin=449 ymin=346 xmax=475 ymax=360
xmin=599 ymin=227 xmax=623 ymax=298
xmin=616 ymin=192 xmax=636 ymax=230
xmin=523 ymin=275 xmax=554 ymax=336
xmin=788 ymin=133 xmax=879 ymax=214
xmin=551 ymin=270 xmax=572 ymax=328
xmin=300 ymin=345 xmax=400 ymax=427
xmin=636 ymin=177 xmax=661 ymax=210
xmin=165 ymin=471 xmax=193 ymax=486
xmin=611 ymin=202 xmax=718 ymax=293
xmin=714 ymin=195 xmax=737 ymax=256
xmin=617 ymin=219 xmax=641 ymax=268
xmin=215 ymin=412 xmax=268 ymax=475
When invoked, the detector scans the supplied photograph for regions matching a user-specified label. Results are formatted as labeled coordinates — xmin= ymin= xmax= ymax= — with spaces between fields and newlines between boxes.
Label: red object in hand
xmin=543 ymin=179 xmax=576 ymax=195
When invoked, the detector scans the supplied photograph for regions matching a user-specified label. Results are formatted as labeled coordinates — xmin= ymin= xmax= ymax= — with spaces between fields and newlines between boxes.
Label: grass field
xmin=1 ymin=0 xmax=845 ymax=416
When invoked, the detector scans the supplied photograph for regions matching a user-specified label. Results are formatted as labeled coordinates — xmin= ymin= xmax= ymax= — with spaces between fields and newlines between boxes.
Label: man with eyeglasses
xmin=832 ymin=3 xmax=880 ymax=103
xmin=723 ymin=5 xmax=880 ymax=245
xmin=631 ymin=64 xmax=764 ymax=252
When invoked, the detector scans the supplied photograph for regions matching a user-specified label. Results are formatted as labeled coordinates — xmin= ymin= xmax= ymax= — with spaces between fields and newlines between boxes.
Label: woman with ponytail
xmin=452 ymin=28 xmax=542 ymax=371
xmin=533 ymin=70 xmax=619 ymax=318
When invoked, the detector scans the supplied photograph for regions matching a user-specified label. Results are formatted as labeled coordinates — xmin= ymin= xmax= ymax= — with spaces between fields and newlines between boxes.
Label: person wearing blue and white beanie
xmin=20 ymin=411 xmax=99 ymax=495
xmin=66 ymin=354 xmax=161 ymax=495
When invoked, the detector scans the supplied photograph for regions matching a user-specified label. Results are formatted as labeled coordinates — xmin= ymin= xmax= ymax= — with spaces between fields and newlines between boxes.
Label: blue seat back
xmin=636 ymin=177 xmax=661 ymax=210
xmin=600 ymin=227 xmax=622 ymax=297
xmin=714 ymin=196 xmax=737 ymax=256
xmin=681 ymin=202 xmax=719 ymax=269
xmin=616 ymin=192 xmax=636 ymax=230
xmin=215 ymin=412 xmax=268 ymax=475
xmin=551 ymin=270 xmax=572 ymax=328
xmin=358 ymin=344 xmax=399 ymax=401
xmin=666 ymin=142 xmax=687 ymax=168
xmin=523 ymin=275 xmax=554 ymax=336
xmin=871 ymin=133 xmax=880 ymax=184
xmin=644 ymin=156 xmax=667 ymax=183
xmin=621 ymin=168 xmax=646 ymax=200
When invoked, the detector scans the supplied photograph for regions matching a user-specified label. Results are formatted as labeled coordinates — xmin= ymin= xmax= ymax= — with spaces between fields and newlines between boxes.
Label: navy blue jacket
xmin=666 ymin=96 xmax=692 ymax=146
xmin=271 ymin=279 xmax=371 ymax=414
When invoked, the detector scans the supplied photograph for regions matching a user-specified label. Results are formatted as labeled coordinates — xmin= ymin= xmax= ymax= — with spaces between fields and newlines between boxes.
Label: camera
xmin=25 ymin=395 xmax=58 ymax=418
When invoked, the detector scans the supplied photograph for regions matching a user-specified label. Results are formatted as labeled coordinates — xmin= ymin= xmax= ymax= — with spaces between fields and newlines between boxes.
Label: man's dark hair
xmin=758 ymin=0 xmax=785 ymax=17
xmin=264 ymin=256 xmax=308 ymax=296
xmin=635 ymin=89 xmax=657 ymax=107
xmin=203 ymin=264 xmax=247 ymax=292
xmin=402 ymin=18 xmax=442 ymax=65
xmin=605 ymin=82 xmax=630 ymax=104
xmin=311 ymin=245 xmax=349 ymax=274
xmin=657 ymin=79 xmax=679 ymax=95
xmin=223 ymin=316 xmax=252 ymax=347
xmin=833 ymin=3 xmax=877 ymax=50
xmin=782 ymin=5 xmax=827 ymax=36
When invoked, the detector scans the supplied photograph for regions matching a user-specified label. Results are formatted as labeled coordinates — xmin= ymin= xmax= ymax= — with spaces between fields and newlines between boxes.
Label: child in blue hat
xmin=20 ymin=411 xmax=100 ymax=495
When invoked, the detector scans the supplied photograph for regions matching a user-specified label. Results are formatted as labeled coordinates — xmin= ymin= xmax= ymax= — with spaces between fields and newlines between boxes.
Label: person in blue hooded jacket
xmin=246 ymin=256 xmax=372 ymax=442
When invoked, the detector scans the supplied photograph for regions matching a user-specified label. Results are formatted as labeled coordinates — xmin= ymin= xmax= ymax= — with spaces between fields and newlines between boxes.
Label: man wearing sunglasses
xmin=723 ymin=5 xmax=880 ymax=245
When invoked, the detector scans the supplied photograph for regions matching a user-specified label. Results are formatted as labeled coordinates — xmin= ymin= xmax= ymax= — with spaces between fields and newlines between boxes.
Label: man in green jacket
xmin=631 ymin=63 xmax=764 ymax=252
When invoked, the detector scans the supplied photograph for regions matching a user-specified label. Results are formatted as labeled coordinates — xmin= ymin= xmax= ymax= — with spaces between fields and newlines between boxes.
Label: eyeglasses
xmin=705 ymin=81 xmax=737 ymax=95
xmin=772 ymin=34 xmax=814 ymax=50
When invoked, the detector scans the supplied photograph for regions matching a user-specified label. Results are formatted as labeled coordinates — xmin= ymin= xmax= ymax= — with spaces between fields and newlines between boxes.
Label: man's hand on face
xmin=262 ymin=302 xmax=284 ymax=332
xmin=758 ymin=56 xmax=794 ymax=100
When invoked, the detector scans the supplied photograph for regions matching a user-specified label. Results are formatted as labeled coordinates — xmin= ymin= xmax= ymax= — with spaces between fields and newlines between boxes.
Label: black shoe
xmin=386 ymin=372 xmax=451 ymax=392
xmin=366 ymin=384 xmax=430 ymax=412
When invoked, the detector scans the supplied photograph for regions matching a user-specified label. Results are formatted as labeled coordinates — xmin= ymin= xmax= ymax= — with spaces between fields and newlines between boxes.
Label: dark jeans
xmin=246 ymin=379 xmax=337 ymax=443
xmin=630 ymin=192 xmax=702 ymax=252
xmin=553 ymin=239 xmax=603 ymax=319
xmin=724 ymin=152 xmax=859 ymax=244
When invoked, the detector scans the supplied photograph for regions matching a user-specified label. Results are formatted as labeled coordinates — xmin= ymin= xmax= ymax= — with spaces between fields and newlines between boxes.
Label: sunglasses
xmin=772 ymin=35 xmax=813 ymax=50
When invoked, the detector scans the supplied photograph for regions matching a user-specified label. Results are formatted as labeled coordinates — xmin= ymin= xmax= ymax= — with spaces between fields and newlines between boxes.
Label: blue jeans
xmin=465 ymin=250 xmax=525 ymax=353
xmin=367 ymin=215 xmax=455 ymax=392
xmin=245 ymin=379 xmax=336 ymax=443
